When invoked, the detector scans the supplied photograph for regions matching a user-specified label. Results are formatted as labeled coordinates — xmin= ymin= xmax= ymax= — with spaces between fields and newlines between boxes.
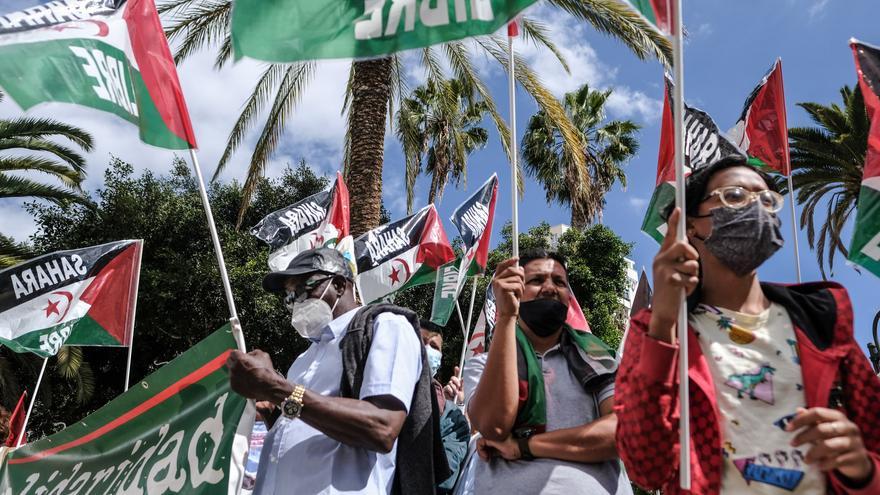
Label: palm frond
xmin=0 ymin=118 xmax=93 ymax=151
xmin=0 ymin=173 xmax=90 ymax=205
xmin=520 ymin=17 xmax=571 ymax=74
xmin=0 ymin=156 xmax=85 ymax=189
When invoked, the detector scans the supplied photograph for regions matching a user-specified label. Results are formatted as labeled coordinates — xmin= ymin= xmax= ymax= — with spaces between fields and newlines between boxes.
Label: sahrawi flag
xmin=0 ymin=240 xmax=141 ymax=357
xmin=641 ymin=76 xmax=748 ymax=242
xmin=231 ymin=0 xmax=538 ymax=62
xmin=0 ymin=0 xmax=197 ymax=149
xmin=465 ymin=278 xmax=495 ymax=360
xmin=849 ymin=39 xmax=880 ymax=278
xmin=355 ymin=204 xmax=455 ymax=304
xmin=431 ymin=174 xmax=498 ymax=325
xmin=729 ymin=58 xmax=791 ymax=175
xmin=252 ymin=172 xmax=350 ymax=272
xmin=0 ymin=324 xmax=254 ymax=495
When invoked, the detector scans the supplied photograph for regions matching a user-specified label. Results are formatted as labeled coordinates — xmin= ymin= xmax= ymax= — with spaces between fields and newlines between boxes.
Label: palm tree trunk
xmin=348 ymin=58 xmax=393 ymax=237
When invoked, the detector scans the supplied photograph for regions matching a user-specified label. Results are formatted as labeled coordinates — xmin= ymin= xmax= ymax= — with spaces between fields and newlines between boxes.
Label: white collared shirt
xmin=253 ymin=307 xmax=423 ymax=495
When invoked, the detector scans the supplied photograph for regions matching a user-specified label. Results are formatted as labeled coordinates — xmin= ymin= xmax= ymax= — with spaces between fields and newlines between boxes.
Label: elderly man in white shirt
xmin=227 ymin=248 xmax=448 ymax=494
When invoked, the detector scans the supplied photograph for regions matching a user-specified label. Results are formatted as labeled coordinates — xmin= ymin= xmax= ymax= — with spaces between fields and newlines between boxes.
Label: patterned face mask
xmin=699 ymin=201 xmax=785 ymax=276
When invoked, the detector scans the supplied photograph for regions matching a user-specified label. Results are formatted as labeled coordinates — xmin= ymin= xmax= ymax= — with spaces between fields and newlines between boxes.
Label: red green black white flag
xmin=729 ymin=58 xmax=791 ymax=175
xmin=641 ymin=76 xmax=748 ymax=243
xmin=0 ymin=0 xmax=197 ymax=149
xmin=849 ymin=39 xmax=880 ymax=278
xmin=355 ymin=205 xmax=455 ymax=304
xmin=430 ymin=175 xmax=498 ymax=325
xmin=252 ymin=172 xmax=350 ymax=272
xmin=0 ymin=240 xmax=142 ymax=357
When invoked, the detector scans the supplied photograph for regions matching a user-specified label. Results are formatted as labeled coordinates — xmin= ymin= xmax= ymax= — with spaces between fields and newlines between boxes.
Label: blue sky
xmin=1 ymin=0 xmax=878 ymax=354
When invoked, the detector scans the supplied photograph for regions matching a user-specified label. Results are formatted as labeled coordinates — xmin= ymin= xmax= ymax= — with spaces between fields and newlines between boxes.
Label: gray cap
xmin=262 ymin=247 xmax=354 ymax=292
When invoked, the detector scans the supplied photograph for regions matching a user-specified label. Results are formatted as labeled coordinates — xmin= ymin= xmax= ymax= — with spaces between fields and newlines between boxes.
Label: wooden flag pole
xmin=671 ymin=0 xmax=691 ymax=489
xmin=16 ymin=358 xmax=48 ymax=448
xmin=188 ymin=149 xmax=246 ymax=353
xmin=508 ymin=23 xmax=520 ymax=259
xmin=124 ymin=240 xmax=144 ymax=391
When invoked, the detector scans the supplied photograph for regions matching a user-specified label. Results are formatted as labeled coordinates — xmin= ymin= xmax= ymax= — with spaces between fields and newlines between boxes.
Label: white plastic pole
xmin=124 ymin=240 xmax=144 ymax=391
xmin=787 ymin=176 xmax=802 ymax=283
xmin=671 ymin=0 xmax=691 ymax=489
xmin=188 ymin=149 xmax=246 ymax=352
xmin=508 ymin=29 xmax=520 ymax=258
xmin=16 ymin=358 xmax=48 ymax=448
xmin=457 ymin=277 xmax=480 ymax=376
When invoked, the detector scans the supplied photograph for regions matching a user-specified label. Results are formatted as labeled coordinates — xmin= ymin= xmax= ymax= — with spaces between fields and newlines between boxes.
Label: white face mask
xmin=289 ymin=279 xmax=339 ymax=340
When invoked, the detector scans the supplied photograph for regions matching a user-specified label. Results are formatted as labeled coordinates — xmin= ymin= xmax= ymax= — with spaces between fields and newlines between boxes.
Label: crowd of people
xmin=226 ymin=157 xmax=880 ymax=494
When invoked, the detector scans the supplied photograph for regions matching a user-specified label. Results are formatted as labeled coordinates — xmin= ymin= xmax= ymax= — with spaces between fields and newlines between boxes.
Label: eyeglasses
xmin=702 ymin=186 xmax=784 ymax=213
xmin=284 ymin=275 xmax=333 ymax=309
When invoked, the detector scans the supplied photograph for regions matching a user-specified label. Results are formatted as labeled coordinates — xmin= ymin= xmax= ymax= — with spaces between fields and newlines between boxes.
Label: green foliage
xmin=7 ymin=157 xmax=328 ymax=439
xmin=522 ymin=83 xmax=640 ymax=227
xmin=789 ymin=85 xmax=869 ymax=278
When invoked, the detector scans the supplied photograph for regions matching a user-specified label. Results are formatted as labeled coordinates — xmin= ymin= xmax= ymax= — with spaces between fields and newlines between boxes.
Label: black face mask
xmin=519 ymin=299 xmax=568 ymax=338
xmin=697 ymin=201 xmax=784 ymax=276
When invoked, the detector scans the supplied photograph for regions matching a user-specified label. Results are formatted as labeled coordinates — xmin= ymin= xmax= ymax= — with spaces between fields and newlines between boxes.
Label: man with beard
xmin=464 ymin=249 xmax=631 ymax=494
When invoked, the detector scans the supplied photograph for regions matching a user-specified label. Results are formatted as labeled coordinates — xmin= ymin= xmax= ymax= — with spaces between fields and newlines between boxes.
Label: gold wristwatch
xmin=281 ymin=384 xmax=306 ymax=419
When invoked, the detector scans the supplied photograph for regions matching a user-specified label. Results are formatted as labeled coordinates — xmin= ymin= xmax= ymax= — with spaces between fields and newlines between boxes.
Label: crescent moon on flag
xmin=391 ymin=258 xmax=412 ymax=282
xmin=51 ymin=291 xmax=74 ymax=322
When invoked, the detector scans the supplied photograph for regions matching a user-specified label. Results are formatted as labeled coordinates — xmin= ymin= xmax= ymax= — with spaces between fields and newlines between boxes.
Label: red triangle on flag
xmin=80 ymin=242 xmax=142 ymax=346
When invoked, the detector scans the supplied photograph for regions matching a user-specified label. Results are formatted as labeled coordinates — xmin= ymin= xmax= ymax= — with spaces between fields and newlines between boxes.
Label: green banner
xmin=231 ymin=0 xmax=538 ymax=62
xmin=848 ymin=184 xmax=880 ymax=278
xmin=430 ymin=259 xmax=462 ymax=326
xmin=0 ymin=325 xmax=254 ymax=494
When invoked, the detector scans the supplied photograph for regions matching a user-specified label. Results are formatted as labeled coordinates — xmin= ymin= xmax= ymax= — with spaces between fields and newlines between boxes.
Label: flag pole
xmin=457 ymin=276 xmax=480 ymax=376
xmin=124 ymin=240 xmax=144 ymax=391
xmin=16 ymin=358 xmax=48 ymax=447
xmin=454 ymin=300 xmax=470 ymax=371
xmin=778 ymin=59 xmax=802 ymax=283
xmin=188 ymin=149 xmax=246 ymax=352
xmin=670 ymin=0 xmax=691 ymax=489
xmin=508 ymin=22 xmax=520 ymax=259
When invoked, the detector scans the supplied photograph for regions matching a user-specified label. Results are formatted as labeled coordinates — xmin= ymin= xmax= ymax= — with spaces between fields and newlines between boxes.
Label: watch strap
xmin=517 ymin=435 xmax=535 ymax=461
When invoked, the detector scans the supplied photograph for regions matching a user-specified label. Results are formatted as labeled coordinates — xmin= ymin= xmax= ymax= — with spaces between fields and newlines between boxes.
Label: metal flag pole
xmin=508 ymin=21 xmax=520 ymax=258
xmin=188 ymin=149 xmax=247 ymax=353
xmin=778 ymin=59 xmax=802 ymax=283
xmin=671 ymin=0 xmax=691 ymax=489
xmin=16 ymin=358 xmax=48 ymax=447
xmin=457 ymin=276 xmax=480 ymax=376
xmin=124 ymin=240 xmax=144 ymax=391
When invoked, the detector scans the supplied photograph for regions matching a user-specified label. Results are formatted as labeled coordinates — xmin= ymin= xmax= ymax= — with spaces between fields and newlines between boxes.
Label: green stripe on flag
xmin=848 ymin=184 xmax=880 ymax=278
xmin=628 ymin=0 xmax=659 ymax=24
xmin=641 ymin=182 xmax=676 ymax=243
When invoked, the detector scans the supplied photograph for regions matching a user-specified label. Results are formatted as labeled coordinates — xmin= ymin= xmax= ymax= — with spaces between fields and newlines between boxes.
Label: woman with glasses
xmin=614 ymin=157 xmax=880 ymax=494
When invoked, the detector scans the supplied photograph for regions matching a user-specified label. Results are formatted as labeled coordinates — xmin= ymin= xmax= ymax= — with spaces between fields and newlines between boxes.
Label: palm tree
xmin=397 ymin=77 xmax=489 ymax=211
xmin=789 ymin=85 xmax=868 ymax=279
xmin=522 ymin=83 xmax=639 ymax=227
xmin=159 ymin=0 xmax=670 ymax=235
xmin=0 ymin=91 xmax=93 ymax=267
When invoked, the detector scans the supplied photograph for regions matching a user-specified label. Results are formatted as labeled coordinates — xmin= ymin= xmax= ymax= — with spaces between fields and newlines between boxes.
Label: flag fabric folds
xmin=355 ymin=204 xmax=455 ymax=304
xmin=0 ymin=0 xmax=197 ymax=150
xmin=641 ymin=76 xmax=748 ymax=242
xmin=729 ymin=58 xmax=791 ymax=175
xmin=251 ymin=172 xmax=350 ymax=272
xmin=618 ymin=0 xmax=673 ymax=35
xmin=849 ymin=39 xmax=880 ymax=278
xmin=0 ymin=240 xmax=142 ymax=357
xmin=465 ymin=278 xmax=495 ymax=361
xmin=431 ymin=174 xmax=498 ymax=325
xmin=231 ymin=0 xmax=539 ymax=62
xmin=3 ymin=391 xmax=27 ymax=448
xmin=0 ymin=325 xmax=253 ymax=495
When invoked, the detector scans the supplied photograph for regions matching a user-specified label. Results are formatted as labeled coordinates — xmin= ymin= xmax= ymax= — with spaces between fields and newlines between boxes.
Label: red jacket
xmin=615 ymin=282 xmax=880 ymax=494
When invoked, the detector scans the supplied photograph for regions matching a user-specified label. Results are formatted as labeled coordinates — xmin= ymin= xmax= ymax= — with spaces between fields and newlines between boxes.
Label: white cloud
xmin=628 ymin=196 xmax=648 ymax=211
xmin=694 ymin=23 xmax=713 ymax=38
xmin=808 ymin=0 xmax=830 ymax=19
xmin=515 ymin=6 xmax=661 ymax=123
xmin=0 ymin=199 xmax=40 ymax=242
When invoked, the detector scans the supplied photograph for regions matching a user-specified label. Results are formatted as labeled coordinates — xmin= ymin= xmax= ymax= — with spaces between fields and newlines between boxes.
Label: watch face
xmin=283 ymin=399 xmax=301 ymax=418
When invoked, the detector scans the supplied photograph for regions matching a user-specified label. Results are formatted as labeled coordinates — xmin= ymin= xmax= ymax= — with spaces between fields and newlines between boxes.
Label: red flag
xmin=566 ymin=292 xmax=592 ymax=333
xmin=730 ymin=59 xmax=790 ymax=175
xmin=507 ymin=18 xmax=519 ymax=37
xmin=324 ymin=172 xmax=350 ymax=239
xmin=5 ymin=391 xmax=27 ymax=447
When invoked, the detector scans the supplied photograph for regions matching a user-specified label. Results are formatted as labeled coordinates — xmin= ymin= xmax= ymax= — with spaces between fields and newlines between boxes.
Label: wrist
xmin=270 ymin=373 xmax=295 ymax=405
xmin=517 ymin=436 xmax=535 ymax=461
xmin=648 ymin=313 xmax=677 ymax=343
xmin=837 ymin=455 xmax=875 ymax=487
